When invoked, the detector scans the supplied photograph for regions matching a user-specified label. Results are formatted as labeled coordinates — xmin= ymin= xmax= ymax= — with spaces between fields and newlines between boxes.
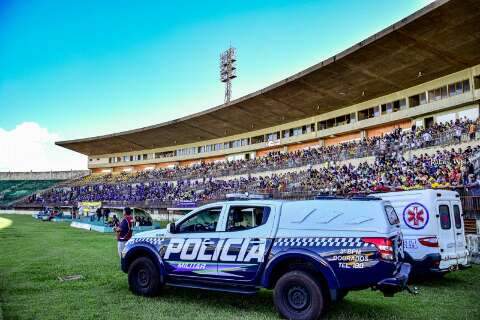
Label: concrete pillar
xmin=360 ymin=130 xmax=367 ymax=140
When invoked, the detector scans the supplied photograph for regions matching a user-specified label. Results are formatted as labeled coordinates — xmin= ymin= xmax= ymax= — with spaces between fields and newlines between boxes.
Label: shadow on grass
xmin=146 ymin=286 xmax=405 ymax=320
xmin=158 ymin=286 xmax=274 ymax=313
xmin=326 ymin=299 xmax=396 ymax=319
xmin=410 ymin=273 xmax=469 ymax=288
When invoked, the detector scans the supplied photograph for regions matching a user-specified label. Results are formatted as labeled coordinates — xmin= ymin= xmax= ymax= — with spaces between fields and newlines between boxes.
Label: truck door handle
xmin=203 ymin=241 xmax=215 ymax=246
xmin=456 ymin=232 xmax=462 ymax=236
xmin=250 ymin=238 xmax=263 ymax=244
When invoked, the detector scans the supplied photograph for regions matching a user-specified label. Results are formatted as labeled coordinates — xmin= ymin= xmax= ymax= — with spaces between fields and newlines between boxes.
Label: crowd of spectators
xmin=73 ymin=117 xmax=480 ymax=186
xmin=35 ymin=144 xmax=480 ymax=205
xmin=26 ymin=117 xmax=480 ymax=206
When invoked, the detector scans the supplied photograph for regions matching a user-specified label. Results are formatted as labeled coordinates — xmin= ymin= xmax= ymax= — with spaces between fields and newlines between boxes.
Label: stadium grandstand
xmin=9 ymin=0 xmax=480 ymax=231
xmin=0 ymin=171 xmax=88 ymax=208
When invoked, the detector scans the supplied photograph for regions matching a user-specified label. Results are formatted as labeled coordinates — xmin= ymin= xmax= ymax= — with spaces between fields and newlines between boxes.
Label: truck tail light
xmin=418 ymin=236 xmax=439 ymax=248
xmin=361 ymin=237 xmax=394 ymax=260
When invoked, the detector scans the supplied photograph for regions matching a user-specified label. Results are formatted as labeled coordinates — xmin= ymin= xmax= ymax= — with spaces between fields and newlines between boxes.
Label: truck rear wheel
xmin=128 ymin=257 xmax=161 ymax=296
xmin=273 ymin=270 xmax=324 ymax=320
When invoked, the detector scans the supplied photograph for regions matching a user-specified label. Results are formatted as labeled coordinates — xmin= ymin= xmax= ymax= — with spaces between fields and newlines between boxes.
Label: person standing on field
xmin=96 ymin=207 xmax=102 ymax=222
xmin=115 ymin=207 xmax=133 ymax=258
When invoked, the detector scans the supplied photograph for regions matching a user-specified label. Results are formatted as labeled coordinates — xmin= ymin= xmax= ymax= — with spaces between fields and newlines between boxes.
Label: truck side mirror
xmin=167 ymin=223 xmax=176 ymax=234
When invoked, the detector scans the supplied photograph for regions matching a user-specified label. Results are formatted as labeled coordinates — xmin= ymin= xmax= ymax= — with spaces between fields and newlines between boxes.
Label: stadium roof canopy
xmin=57 ymin=0 xmax=480 ymax=156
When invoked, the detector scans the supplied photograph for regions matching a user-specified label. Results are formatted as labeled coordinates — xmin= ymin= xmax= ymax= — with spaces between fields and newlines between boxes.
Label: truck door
xmin=437 ymin=202 xmax=456 ymax=268
xmin=215 ymin=204 xmax=275 ymax=283
xmin=161 ymin=205 xmax=224 ymax=279
xmin=451 ymin=201 xmax=467 ymax=265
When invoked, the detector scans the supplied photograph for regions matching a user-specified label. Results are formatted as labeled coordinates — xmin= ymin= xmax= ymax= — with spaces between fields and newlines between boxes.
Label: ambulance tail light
xmin=361 ymin=237 xmax=394 ymax=260
xmin=418 ymin=236 xmax=439 ymax=248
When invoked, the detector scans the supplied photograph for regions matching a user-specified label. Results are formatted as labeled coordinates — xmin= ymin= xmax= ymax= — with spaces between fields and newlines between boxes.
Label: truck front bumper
xmin=120 ymin=258 xmax=128 ymax=273
xmin=375 ymin=263 xmax=412 ymax=297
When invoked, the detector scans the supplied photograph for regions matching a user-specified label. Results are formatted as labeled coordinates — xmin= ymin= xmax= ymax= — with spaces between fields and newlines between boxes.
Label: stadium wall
xmin=0 ymin=171 xmax=90 ymax=181
xmin=287 ymin=140 xmax=322 ymax=152
xmin=0 ymin=209 xmax=39 ymax=215
xmin=324 ymin=132 xmax=361 ymax=146
xmin=366 ymin=120 xmax=411 ymax=138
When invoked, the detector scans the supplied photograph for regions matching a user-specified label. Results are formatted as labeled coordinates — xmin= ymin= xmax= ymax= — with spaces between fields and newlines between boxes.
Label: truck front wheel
xmin=273 ymin=270 xmax=324 ymax=320
xmin=128 ymin=257 xmax=162 ymax=296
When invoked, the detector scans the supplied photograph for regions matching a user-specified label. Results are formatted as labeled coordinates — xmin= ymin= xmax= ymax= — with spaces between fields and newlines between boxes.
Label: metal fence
xmin=461 ymin=196 xmax=480 ymax=217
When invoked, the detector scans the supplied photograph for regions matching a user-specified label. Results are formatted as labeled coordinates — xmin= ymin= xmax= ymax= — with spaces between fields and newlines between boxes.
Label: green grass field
xmin=0 ymin=214 xmax=479 ymax=320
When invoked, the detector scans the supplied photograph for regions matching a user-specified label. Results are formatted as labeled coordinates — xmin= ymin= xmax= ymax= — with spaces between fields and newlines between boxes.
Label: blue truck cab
xmin=121 ymin=198 xmax=411 ymax=319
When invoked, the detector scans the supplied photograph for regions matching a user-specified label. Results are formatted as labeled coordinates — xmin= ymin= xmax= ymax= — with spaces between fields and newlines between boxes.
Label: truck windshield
xmin=385 ymin=205 xmax=400 ymax=225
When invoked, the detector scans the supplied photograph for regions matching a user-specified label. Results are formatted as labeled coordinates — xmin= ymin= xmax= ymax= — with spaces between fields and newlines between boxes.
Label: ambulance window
xmin=176 ymin=207 xmax=222 ymax=233
xmin=439 ymin=205 xmax=451 ymax=230
xmin=384 ymin=205 xmax=400 ymax=225
xmin=226 ymin=206 xmax=270 ymax=232
xmin=453 ymin=205 xmax=462 ymax=229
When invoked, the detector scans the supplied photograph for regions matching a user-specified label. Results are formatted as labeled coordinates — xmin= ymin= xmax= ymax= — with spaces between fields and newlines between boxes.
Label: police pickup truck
xmin=121 ymin=197 xmax=412 ymax=320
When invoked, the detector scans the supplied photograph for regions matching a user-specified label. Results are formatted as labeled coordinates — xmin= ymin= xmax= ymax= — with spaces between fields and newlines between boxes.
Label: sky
xmin=0 ymin=0 xmax=434 ymax=171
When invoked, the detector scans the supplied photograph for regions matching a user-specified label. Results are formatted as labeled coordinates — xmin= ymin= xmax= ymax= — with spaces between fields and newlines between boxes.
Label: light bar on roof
xmin=225 ymin=192 xmax=270 ymax=200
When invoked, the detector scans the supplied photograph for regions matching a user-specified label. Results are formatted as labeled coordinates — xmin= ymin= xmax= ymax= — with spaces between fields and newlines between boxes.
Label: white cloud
xmin=0 ymin=122 xmax=87 ymax=172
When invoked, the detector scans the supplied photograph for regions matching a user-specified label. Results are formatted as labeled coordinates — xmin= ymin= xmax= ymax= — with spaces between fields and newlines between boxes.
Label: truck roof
xmin=212 ymin=200 xmax=286 ymax=207
xmin=211 ymin=197 xmax=384 ymax=207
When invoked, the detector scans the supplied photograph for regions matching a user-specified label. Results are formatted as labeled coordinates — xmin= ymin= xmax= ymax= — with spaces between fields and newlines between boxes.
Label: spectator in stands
xmin=115 ymin=207 xmax=133 ymax=258
xmin=422 ymin=131 xmax=432 ymax=147
xmin=454 ymin=125 xmax=463 ymax=143
xmin=466 ymin=174 xmax=480 ymax=196
xmin=469 ymin=122 xmax=477 ymax=141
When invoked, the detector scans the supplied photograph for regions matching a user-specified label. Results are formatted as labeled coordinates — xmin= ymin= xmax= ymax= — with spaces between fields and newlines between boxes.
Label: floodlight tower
xmin=220 ymin=47 xmax=237 ymax=103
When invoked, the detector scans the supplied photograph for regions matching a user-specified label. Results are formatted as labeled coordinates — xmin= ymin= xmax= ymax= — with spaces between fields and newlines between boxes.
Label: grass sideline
xmin=0 ymin=214 xmax=479 ymax=320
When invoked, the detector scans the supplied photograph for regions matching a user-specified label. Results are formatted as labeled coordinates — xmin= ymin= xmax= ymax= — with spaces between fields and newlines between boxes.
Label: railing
xmin=461 ymin=196 xmax=480 ymax=218
xmin=20 ymin=190 xmax=480 ymax=218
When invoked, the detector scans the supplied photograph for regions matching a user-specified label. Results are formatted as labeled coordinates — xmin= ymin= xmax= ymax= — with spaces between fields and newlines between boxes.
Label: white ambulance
xmin=375 ymin=189 xmax=469 ymax=275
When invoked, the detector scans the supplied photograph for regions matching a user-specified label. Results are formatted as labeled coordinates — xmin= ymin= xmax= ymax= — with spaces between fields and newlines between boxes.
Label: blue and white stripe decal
xmin=129 ymin=236 xmax=375 ymax=248
xmin=273 ymin=237 xmax=375 ymax=248
xmin=128 ymin=237 xmax=164 ymax=246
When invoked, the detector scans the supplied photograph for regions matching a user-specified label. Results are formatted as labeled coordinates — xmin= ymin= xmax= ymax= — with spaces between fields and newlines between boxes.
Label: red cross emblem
xmin=403 ymin=203 xmax=429 ymax=229
xmin=407 ymin=206 xmax=424 ymax=226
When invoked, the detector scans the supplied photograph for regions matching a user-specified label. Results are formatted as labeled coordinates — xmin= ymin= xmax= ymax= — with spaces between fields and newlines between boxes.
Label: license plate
xmin=404 ymin=239 xmax=418 ymax=249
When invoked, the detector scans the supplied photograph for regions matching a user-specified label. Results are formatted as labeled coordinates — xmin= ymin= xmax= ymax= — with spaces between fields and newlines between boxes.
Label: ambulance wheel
xmin=273 ymin=270 xmax=324 ymax=320
xmin=128 ymin=257 xmax=161 ymax=296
